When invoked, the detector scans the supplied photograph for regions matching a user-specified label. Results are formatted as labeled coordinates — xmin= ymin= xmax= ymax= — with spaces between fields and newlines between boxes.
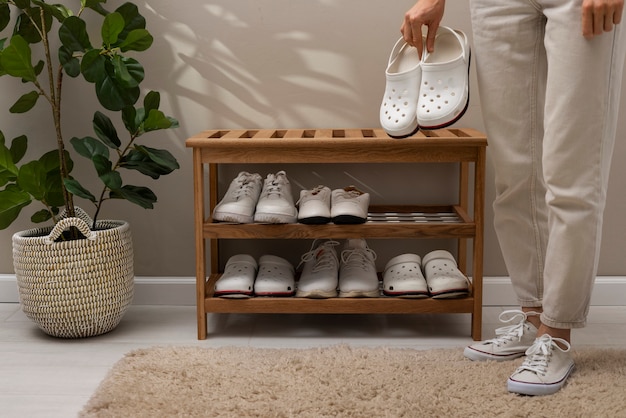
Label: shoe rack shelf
xmin=186 ymin=128 xmax=487 ymax=340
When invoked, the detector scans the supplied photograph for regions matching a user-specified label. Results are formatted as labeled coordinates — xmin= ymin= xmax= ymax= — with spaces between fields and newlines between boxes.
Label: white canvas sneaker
xmin=338 ymin=239 xmax=379 ymax=298
xmin=507 ymin=334 xmax=575 ymax=396
xmin=296 ymin=240 xmax=339 ymax=298
xmin=254 ymin=171 xmax=298 ymax=224
xmin=212 ymin=172 xmax=262 ymax=223
xmin=297 ymin=185 xmax=332 ymax=224
xmin=254 ymin=255 xmax=296 ymax=296
xmin=331 ymin=186 xmax=370 ymax=224
xmin=464 ymin=310 xmax=539 ymax=361
xmin=213 ymin=254 xmax=257 ymax=298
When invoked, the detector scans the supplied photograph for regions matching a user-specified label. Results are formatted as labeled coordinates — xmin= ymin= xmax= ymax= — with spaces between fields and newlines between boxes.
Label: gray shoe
xmin=464 ymin=310 xmax=539 ymax=361
xmin=507 ymin=334 xmax=575 ymax=396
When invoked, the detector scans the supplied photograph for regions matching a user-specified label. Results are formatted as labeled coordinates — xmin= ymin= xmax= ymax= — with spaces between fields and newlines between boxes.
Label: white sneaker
xmin=212 ymin=172 xmax=262 ymax=223
xmin=339 ymin=239 xmax=379 ymax=298
xmin=214 ymin=254 xmax=257 ymax=298
xmin=254 ymin=255 xmax=296 ymax=296
xmin=254 ymin=171 xmax=298 ymax=224
xmin=507 ymin=334 xmax=575 ymax=396
xmin=331 ymin=186 xmax=369 ymax=224
xmin=297 ymin=186 xmax=331 ymax=224
xmin=464 ymin=310 xmax=539 ymax=361
xmin=383 ymin=253 xmax=429 ymax=298
xmin=296 ymin=240 xmax=339 ymax=298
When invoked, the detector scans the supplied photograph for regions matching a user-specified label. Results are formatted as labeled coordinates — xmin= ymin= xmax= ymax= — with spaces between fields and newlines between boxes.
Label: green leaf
xmin=110 ymin=185 xmax=156 ymax=209
xmin=10 ymin=135 xmax=28 ymax=164
xmin=122 ymin=106 xmax=138 ymax=134
xmin=64 ymin=178 xmax=96 ymax=202
xmin=70 ymin=136 xmax=109 ymax=160
xmin=39 ymin=149 xmax=73 ymax=174
xmin=59 ymin=46 xmax=80 ymax=77
xmin=15 ymin=9 xmax=53 ymax=44
xmin=100 ymin=170 xmax=122 ymax=191
xmin=111 ymin=56 xmax=144 ymax=88
xmin=0 ymin=140 xmax=19 ymax=186
xmin=119 ymin=28 xmax=152 ymax=52
xmin=59 ymin=16 xmax=91 ymax=53
xmin=9 ymin=91 xmax=39 ymax=113
xmin=0 ymin=186 xmax=31 ymax=229
xmin=92 ymin=153 xmax=112 ymax=177
xmin=83 ymin=0 xmax=108 ymax=17
xmin=13 ymin=0 xmax=32 ymax=9
xmin=80 ymin=48 xmax=106 ymax=83
xmin=32 ymin=1 xmax=72 ymax=23
xmin=0 ymin=3 xmax=10 ymax=32
xmin=115 ymin=3 xmax=146 ymax=41
xmin=96 ymin=60 xmax=140 ymax=110
xmin=17 ymin=160 xmax=47 ymax=201
xmin=93 ymin=111 xmax=121 ymax=148
xmin=121 ymin=146 xmax=178 ymax=179
xmin=101 ymin=12 xmax=125 ymax=47
xmin=143 ymin=109 xmax=174 ymax=132
xmin=30 ymin=208 xmax=52 ymax=224
xmin=144 ymin=91 xmax=160 ymax=115
xmin=1 ymin=35 xmax=36 ymax=82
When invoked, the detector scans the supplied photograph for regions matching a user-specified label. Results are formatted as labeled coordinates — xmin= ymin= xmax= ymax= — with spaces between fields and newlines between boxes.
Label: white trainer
xmin=296 ymin=240 xmax=339 ymax=298
xmin=338 ymin=239 xmax=379 ymax=298
xmin=297 ymin=185 xmax=331 ymax=224
xmin=464 ymin=310 xmax=539 ymax=361
xmin=507 ymin=334 xmax=575 ymax=396
xmin=383 ymin=253 xmax=429 ymax=298
xmin=331 ymin=186 xmax=370 ymax=224
xmin=254 ymin=255 xmax=296 ymax=296
xmin=254 ymin=171 xmax=298 ymax=224
xmin=212 ymin=172 xmax=262 ymax=223
xmin=214 ymin=254 xmax=257 ymax=298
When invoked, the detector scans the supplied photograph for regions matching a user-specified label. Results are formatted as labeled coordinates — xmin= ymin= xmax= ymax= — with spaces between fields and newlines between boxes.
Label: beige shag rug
xmin=80 ymin=345 xmax=626 ymax=417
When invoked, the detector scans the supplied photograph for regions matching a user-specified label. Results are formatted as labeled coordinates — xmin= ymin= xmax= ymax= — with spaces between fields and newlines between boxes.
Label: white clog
xmin=417 ymin=26 xmax=470 ymax=130
xmin=214 ymin=254 xmax=257 ymax=298
xmin=380 ymin=37 xmax=421 ymax=138
xmin=422 ymin=250 xmax=469 ymax=298
xmin=383 ymin=253 xmax=429 ymax=298
xmin=254 ymin=255 xmax=296 ymax=296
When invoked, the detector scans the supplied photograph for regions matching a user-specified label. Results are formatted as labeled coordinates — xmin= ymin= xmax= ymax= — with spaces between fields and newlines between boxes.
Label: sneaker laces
xmin=341 ymin=246 xmax=377 ymax=271
xmin=232 ymin=174 xmax=259 ymax=200
xmin=296 ymin=185 xmax=326 ymax=205
xmin=483 ymin=310 xmax=539 ymax=347
xmin=297 ymin=240 xmax=339 ymax=271
xmin=262 ymin=172 xmax=288 ymax=198
xmin=515 ymin=334 xmax=571 ymax=376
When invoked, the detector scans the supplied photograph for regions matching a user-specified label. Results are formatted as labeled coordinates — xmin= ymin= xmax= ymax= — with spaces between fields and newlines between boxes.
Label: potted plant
xmin=0 ymin=0 xmax=179 ymax=338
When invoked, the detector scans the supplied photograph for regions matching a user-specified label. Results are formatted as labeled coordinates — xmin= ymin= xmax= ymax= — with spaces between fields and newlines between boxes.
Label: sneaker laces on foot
xmin=297 ymin=240 xmax=339 ymax=271
xmin=515 ymin=334 xmax=571 ymax=377
xmin=483 ymin=310 xmax=539 ymax=348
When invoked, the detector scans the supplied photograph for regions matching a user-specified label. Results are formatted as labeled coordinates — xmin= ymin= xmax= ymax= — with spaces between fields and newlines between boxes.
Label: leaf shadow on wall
xmin=144 ymin=1 xmax=385 ymax=129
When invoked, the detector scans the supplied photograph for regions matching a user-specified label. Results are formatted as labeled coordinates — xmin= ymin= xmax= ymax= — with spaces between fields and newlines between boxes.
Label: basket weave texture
xmin=12 ymin=217 xmax=134 ymax=338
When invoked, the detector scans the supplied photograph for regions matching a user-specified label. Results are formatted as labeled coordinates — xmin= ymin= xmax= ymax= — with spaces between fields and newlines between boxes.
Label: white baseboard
xmin=1 ymin=275 xmax=625 ymax=306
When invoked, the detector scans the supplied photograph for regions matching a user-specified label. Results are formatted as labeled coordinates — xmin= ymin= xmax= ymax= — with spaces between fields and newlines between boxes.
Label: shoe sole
xmin=383 ymin=290 xmax=429 ymax=298
xmin=385 ymin=124 xmax=420 ymax=139
xmin=254 ymin=213 xmax=297 ymax=223
xmin=430 ymin=289 xmax=469 ymax=299
xmin=295 ymin=289 xmax=338 ymax=298
xmin=213 ymin=213 xmax=254 ymax=223
xmin=507 ymin=363 xmax=575 ymax=396
xmin=298 ymin=216 xmax=331 ymax=225
xmin=332 ymin=215 xmax=367 ymax=224
xmin=339 ymin=289 xmax=380 ymax=298
xmin=463 ymin=346 xmax=527 ymax=362
xmin=214 ymin=291 xmax=253 ymax=299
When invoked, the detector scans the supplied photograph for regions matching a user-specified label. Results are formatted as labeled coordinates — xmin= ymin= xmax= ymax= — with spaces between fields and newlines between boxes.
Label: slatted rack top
xmin=186 ymin=128 xmax=486 ymax=164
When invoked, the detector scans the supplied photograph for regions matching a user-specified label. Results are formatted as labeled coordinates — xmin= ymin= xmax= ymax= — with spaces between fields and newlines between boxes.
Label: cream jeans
xmin=470 ymin=0 xmax=626 ymax=328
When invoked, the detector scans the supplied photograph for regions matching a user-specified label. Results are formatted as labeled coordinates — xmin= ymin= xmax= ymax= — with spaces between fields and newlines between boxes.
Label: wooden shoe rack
xmin=186 ymin=128 xmax=487 ymax=340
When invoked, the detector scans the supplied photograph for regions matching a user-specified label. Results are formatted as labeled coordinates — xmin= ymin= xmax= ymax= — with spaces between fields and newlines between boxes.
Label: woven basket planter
xmin=12 ymin=216 xmax=134 ymax=338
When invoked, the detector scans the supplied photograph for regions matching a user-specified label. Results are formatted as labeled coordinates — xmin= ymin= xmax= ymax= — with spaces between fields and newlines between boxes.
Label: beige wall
xmin=1 ymin=0 xmax=626 ymax=278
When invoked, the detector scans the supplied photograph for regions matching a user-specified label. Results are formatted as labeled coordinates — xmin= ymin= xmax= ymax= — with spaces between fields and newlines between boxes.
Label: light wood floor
xmin=2 ymin=304 xmax=626 ymax=418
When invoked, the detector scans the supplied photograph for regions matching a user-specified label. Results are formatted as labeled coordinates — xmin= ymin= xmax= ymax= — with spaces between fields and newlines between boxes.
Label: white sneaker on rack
xmin=296 ymin=240 xmax=339 ymax=298
xmin=254 ymin=255 xmax=296 ymax=296
xmin=212 ymin=172 xmax=262 ymax=223
xmin=339 ymin=239 xmax=379 ymax=298
xmin=254 ymin=171 xmax=298 ymax=224
xmin=331 ymin=186 xmax=370 ymax=224
xmin=297 ymin=185 xmax=332 ymax=224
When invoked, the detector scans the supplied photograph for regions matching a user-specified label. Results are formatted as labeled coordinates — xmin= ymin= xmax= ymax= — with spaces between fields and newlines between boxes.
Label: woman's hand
xmin=401 ymin=0 xmax=446 ymax=57
xmin=582 ymin=0 xmax=624 ymax=38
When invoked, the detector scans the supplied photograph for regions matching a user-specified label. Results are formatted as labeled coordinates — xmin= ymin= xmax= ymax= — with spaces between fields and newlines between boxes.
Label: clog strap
xmin=421 ymin=25 xmax=469 ymax=63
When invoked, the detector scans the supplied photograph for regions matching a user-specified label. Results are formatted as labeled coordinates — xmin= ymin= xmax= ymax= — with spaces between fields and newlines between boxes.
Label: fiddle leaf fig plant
xmin=0 ymin=0 xmax=179 ymax=231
